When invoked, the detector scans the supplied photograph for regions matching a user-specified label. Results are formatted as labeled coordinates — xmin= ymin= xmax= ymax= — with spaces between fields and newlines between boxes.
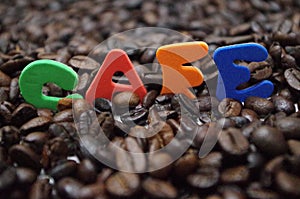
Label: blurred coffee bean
xmin=9 ymin=77 xmax=19 ymax=101
xmin=149 ymin=152 xmax=173 ymax=179
xmin=281 ymin=54 xmax=297 ymax=69
xmin=20 ymin=116 xmax=51 ymax=135
xmin=247 ymin=182 xmax=280 ymax=199
xmin=29 ymin=179 xmax=52 ymax=199
xmin=187 ymin=167 xmax=219 ymax=189
xmin=9 ymin=144 xmax=41 ymax=171
xmin=275 ymin=117 xmax=300 ymax=139
xmin=219 ymin=128 xmax=249 ymax=155
xmin=284 ymin=68 xmax=300 ymax=91
xmin=0 ymin=88 xmax=8 ymax=103
xmin=0 ymin=163 xmax=16 ymax=191
xmin=77 ymin=183 xmax=107 ymax=199
xmin=11 ymin=103 xmax=37 ymax=127
xmin=279 ymin=88 xmax=296 ymax=102
xmin=245 ymin=96 xmax=274 ymax=116
xmin=288 ymin=140 xmax=300 ymax=156
xmin=142 ymin=178 xmax=177 ymax=199
xmin=269 ymin=42 xmax=282 ymax=66
xmin=251 ymin=126 xmax=287 ymax=157
xmin=271 ymin=95 xmax=295 ymax=115
xmin=57 ymin=177 xmax=83 ymax=199
xmin=241 ymin=109 xmax=259 ymax=122
xmin=15 ymin=167 xmax=37 ymax=186
xmin=53 ymin=109 xmax=73 ymax=123
xmin=174 ymin=150 xmax=198 ymax=178
xmin=106 ymin=172 xmax=140 ymax=197
xmin=221 ymin=166 xmax=249 ymax=184
xmin=276 ymin=170 xmax=300 ymax=196
xmin=0 ymin=125 xmax=19 ymax=148
xmin=218 ymin=98 xmax=242 ymax=117
xmin=197 ymin=96 xmax=212 ymax=112
xmin=0 ymin=56 xmax=34 ymax=75
xmin=73 ymin=99 xmax=93 ymax=120
xmin=76 ymin=159 xmax=97 ymax=184
xmin=199 ymin=152 xmax=222 ymax=168
xmin=57 ymin=98 xmax=73 ymax=111
xmin=0 ymin=70 xmax=11 ymax=86
xmin=68 ymin=55 xmax=100 ymax=70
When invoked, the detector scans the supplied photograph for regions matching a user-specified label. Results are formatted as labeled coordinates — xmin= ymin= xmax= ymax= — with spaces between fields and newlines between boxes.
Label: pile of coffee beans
xmin=0 ymin=0 xmax=300 ymax=198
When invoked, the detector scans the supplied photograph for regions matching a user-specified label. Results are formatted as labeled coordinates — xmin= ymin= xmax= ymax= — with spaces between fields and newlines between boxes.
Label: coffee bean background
xmin=0 ymin=0 xmax=300 ymax=198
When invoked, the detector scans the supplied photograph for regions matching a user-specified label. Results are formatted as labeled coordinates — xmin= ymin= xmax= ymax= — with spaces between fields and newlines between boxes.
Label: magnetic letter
xmin=85 ymin=49 xmax=147 ymax=103
xmin=19 ymin=60 xmax=82 ymax=110
xmin=213 ymin=43 xmax=274 ymax=102
xmin=156 ymin=42 xmax=208 ymax=99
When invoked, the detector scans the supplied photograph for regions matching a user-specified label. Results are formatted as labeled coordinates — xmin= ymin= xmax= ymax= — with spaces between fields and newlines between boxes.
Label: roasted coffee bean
xmin=0 ymin=56 xmax=34 ymax=75
xmin=221 ymin=166 xmax=249 ymax=184
xmin=15 ymin=167 xmax=37 ymax=186
xmin=53 ymin=109 xmax=73 ymax=122
xmin=174 ymin=150 xmax=198 ymax=178
xmin=246 ymin=182 xmax=280 ymax=199
xmin=281 ymin=54 xmax=298 ymax=69
xmin=57 ymin=177 xmax=83 ymax=199
xmin=279 ymin=88 xmax=296 ymax=102
xmin=218 ymin=98 xmax=242 ymax=117
xmin=197 ymin=95 xmax=212 ymax=112
xmin=23 ymin=132 xmax=49 ymax=154
xmin=0 ymin=163 xmax=16 ymax=191
xmin=251 ymin=126 xmax=287 ymax=157
xmin=76 ymin=159 xmax=97 ymax=184
xmin=288 ymin=140 xmax=300 ymax=156
xmin=9 ymin=77 xmax=19 ymax=101
xmin=271 ymin=95 xmax=295 ymax=115
xmin=275 ymin=117 xmax=300 ymax=139
xmin=284 ymin=68 xmax=300 ymax=91
xmin=0 ymin=89 xmax=8 ymax=103
xmin=269 ymin=42 xmax=282 ymax=65
xmin=219 ymin=128 xmax=249 ymax=155
xmin=241 ymin=108 xmax=259 ymax=122
xmin=187 ymin=167 xmax=219 ymax=189
xmin=121 ymin=107 xmax=148 ymax=126
xmin=57 ymin=98 xmax=73 ymax=111
xmin=68 ymin=55 xmax=100 ymax=70
xmin=94 ymin=98 xmax=111 ymax=112
xmin=77 ymin=183 xmax=108 ymax=199
xmin=248 ymin=61 xmax=272 ymax=81
xmin=29 ymin=179 xmax=52 ymax=199
xmin=106 ymin=172 xmax=140 ymax=197
xmin=9 ymin=144 xmax=41 ymax=170
xmin=218 ymin=185 xmax=246 ymax=199
xmin=245 ymin=96 xmax=274 ymax=116
xmin=142 ymin=90 xmax=158 ymax=109
xmin=149 ymin=152 xmax=173 ymax=179
xmin=112 ymin=91 xmax=140 ymax=109
xmin=276 ymin=170 xmax=300 ymax=196
xmin=142 ymin=178 xmax=177 ymax=199
xmin=0 ymin=125 xmax=19 ymax=148
xmin=48 ymin=160 xmax=77 ymax=181
xmin=0 ymin=70 xmax=11 ymax=86
xmin=148 ymin=121 xmax=174 ymax=152
xmin=11 ymin=103 xmax=37 ymax=127
xmin=73 ymin=99 xmax=93 ymax=120
xmin=20 ymin=116 xmax=51 ymax=135
xmin=199 ymin=152 xmax=222 ymax=168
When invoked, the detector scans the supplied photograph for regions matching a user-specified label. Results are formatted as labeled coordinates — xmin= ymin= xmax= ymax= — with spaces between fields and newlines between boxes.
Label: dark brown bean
xmin=20 ymin=116 xmax=51 ymax=135
xmin=142 ymin=178 xmax=177 ymax=199
xmin=112 ymin=91 xmax=140 ymax=109
xmin=276 ymin=170 xmax=300 ymax=196
xmin=57 ymin=177 xmax=83 ymax=199
xmin=218 ymin=98 xmax=242 ymax=117
xmin=29 ymin=179 xmax=52 ymax=199
xmin=48 ymin=160 xmax=77 ymax=181
xmin=275 ymin=117 xmax=300 ymax=139
xmin=149 ymin=152 xmax=173 ymax=179
xmin=142 ymin=90 xmax=158 ymax=108
xmin=219 ymin=128 xmax=249 ymax=155
xmin=76 ymin=159 xmax=97 ymax=184
xmin=245 ymin=96 xmax=274 ymax=116
xmin=0 ymin=70 xmax=11 ymax=86
xmin=11 ymin=103 xmax=37 ymax=127
xmin=221 ymin=166 xmax=249 ymax=184
xmin=187 ymin=167 xmax=219 ymax=189
xmin=68 ymin=55 xmax=100 ymax=70
xmin=15 ymin=167 xmax=37 ymax=185
xmin=284 ymin=68 xmax=300 ymax=91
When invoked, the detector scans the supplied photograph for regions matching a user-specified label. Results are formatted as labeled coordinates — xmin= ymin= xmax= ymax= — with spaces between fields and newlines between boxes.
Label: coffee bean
xmin=48 ymin=160 xmax=77 ymax=181
xmin=73 ymin=99 xmax=93 ymax=120
xmin=276 ymin=170 xmax=300 ymax=196
xmin=29 ymin=179 xmax=52 ymax=199
xmin=199 ymin=152 xmax=222 ymax=168
xmin=197 ymin=96 xmax=212 ymax=112
xmin=219 ymin=128 xmax=249 ymax=155
xmin=53 ymin=109 xmax=73 ymax=122
xmin=23 ymin=132 xmax=49 ymax=154
xmin=245 ymin=96 xmax=274 ymax=116
xmin=20 ymin=116 xmax=51 ymax=135
xmin=142 ymin=90 xmax=158 ymax=109
xmin=76 ymin=159 xmax=97 ymax=184
xmin=15 ymin=167 xmax=37 ymax=185
xmin=9 ymin=77 xmax=19 ymax=101
xmin=288 ymin=140 xmax=300 ymax=156
xmin=272 ymin=95 xmax=295 ymax=115
xmin=0 ymin=125 xmax=20 ymax=148
xmin=11 ymin=103 xmax=37 ymax=127
xmin=241 ymin=108 xmax=259 ymax=122
xmin=247 ymin=182 xmax=280 ymax=199
xmin=57 ymin=177 xmax=83 ymax=199
xmin=248 ymin=61 xmax=272 ymax=81
xmin=284 ymin=68 xmax=300 ymax=91
xmin=142 ymin=178 xmax=177 ymax=199
xmin=9 ymin=144 xmax=41 ymax=171
xmin=106 ymin=172 xmax=140 ymax=197
xmin=0 ymin=70 xmax=11 ymax=86
xmin=174 ymin=150 xmax=198 ymax=178
xmin=149 ymin=152 xmax=173 ymax=179
xmin=112 ymin=91 xmax=140 ymax=109
xmin=251 ymin=126 xmax=287 ymax=157
xmin=0 ymin=88 xmax=8 ymax=103
xmin=221 ymin=166 xmax=249 ymax=184
xmin=57 ymin=98 xmax=73 ymax=111
xmin=0 ymin=163 xmax=16 ymax=191
xmin=275 ymin=117 xmax=300 ymax=139
xmin=78 ymin=183 xmax=107 ymax=199
xmin=0 ymin=56 xmax=34 ymax=75
xmin=68 ymin=55 xmax=100 ymax=70
xmin=94 ymin=98 xmax=111 ymax=112
xmin=187 ymin=167 xmax=219 ymax=189
xmin=218 ymin=98 xmax=242 ymax=117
